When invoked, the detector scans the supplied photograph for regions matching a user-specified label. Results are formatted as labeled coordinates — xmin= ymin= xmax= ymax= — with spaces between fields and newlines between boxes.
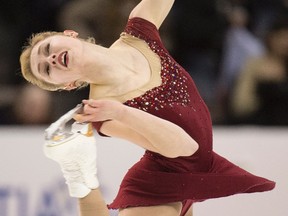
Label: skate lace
xmin=61 ymin=160 xmax=84 ymax=185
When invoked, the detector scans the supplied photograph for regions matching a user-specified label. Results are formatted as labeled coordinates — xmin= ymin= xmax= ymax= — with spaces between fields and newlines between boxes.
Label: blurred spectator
xmin=215 ymin=5 xmax=264 ymax=123
xmin=0 ymin=84 xmax=53 ymax=125
xmin=231 ymin=17 xmax=288 ymax=125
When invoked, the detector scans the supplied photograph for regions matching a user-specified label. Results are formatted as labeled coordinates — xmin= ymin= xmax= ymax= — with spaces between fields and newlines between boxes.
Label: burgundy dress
xmin=92 ymin=17 xmax=275 ymax=215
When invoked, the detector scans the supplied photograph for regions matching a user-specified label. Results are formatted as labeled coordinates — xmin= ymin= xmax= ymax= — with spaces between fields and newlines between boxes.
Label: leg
xmin=119 ymin=202 xmax=182 ymax=216
xmin=181 ymin=200 xmax=194 ymax=216
xmin=184 ymin=206 xmax=193 ymax=216
xmin=78 ymin=189 xmax=109 ymax=216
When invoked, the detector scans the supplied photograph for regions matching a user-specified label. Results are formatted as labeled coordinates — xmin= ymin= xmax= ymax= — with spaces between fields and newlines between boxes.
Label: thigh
xmin=184 ymin=206 xmax=193 ymax=216
xmin=119 ymin=202 xmax=182 ymax=216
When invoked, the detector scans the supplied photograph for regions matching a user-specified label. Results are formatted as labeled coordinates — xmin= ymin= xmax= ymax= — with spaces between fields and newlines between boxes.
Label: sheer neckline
xmin=90 ymin=32 xmax=162 ymax=103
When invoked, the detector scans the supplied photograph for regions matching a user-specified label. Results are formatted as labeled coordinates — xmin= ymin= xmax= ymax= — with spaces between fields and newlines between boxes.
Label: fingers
xmin=74 ymin=99 xmax=99 ymax=123
xmin=75 ymin=99 xmax=121 ymax=123
xmin=83 ymin=104 xmax=96 ymax=114
xmin=82 ymin=99 xmax=98 ymax=108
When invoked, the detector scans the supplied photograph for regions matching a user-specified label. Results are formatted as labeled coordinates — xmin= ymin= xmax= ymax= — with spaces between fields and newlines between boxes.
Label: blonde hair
xmin=20 ymin=31 xmax=95 ymax=91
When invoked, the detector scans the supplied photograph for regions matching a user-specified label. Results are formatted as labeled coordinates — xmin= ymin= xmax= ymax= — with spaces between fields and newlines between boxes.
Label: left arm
xmin=129 ymin=0 xmax=175 ymax=29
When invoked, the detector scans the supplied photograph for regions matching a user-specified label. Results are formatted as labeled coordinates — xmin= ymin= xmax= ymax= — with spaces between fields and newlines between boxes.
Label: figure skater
xmin=19 ymin=1 xmax=275 ymax=215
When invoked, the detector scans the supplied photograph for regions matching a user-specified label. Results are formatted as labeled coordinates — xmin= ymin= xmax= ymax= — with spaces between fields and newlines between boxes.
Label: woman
xmin=231 ymin=17 xmax=288 ymax=125
xmin=20 ymin=1 xmax=275 ymax=215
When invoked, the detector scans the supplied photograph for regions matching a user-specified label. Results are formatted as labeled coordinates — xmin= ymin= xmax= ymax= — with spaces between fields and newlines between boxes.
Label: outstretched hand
xmin=74 ymin=99 xmax=126 ymax=123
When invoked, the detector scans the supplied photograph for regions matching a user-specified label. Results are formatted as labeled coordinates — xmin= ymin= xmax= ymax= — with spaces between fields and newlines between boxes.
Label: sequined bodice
xmin=123 ymin=37 xmax=191 ymax=110
xmin=122 ymin=18 xmax=213 ymax=171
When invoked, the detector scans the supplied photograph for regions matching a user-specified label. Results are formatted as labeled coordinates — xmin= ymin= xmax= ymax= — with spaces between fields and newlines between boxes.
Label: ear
xmin=63 ymin=82 xmax=77 ymax=91
xmin=63 ymin=30 xmax=79 ymax=38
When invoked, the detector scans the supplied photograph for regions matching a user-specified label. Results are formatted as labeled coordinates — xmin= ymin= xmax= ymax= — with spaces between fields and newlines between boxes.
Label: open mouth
xmin=58 ymin=51 xmax=69 ymax=67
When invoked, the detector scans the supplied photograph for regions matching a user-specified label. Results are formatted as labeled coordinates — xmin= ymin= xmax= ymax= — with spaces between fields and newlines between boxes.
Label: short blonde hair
xmin=20 ymin=31 xmax=95 ymax=91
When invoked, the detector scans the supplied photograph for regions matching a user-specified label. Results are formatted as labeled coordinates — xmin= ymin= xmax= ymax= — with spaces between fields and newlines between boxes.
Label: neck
xmin=80 ymin=42 xmax=130 ymax=86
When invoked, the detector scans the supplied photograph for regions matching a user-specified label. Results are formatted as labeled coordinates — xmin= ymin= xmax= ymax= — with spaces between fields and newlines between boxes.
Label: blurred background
xmin=0 ymin=0 xmax=288 ymax=215
xmin=1 ymin=0 xmax=288 ymax=125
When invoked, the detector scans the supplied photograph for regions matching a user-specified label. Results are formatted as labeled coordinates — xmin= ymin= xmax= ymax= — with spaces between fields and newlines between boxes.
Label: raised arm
xmin=129 ymin=0 xmax=175 ymax=29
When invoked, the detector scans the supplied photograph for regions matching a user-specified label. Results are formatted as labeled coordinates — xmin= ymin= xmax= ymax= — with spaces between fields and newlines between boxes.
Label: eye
xmin=45 ymin=43 xmax=50 ymax=55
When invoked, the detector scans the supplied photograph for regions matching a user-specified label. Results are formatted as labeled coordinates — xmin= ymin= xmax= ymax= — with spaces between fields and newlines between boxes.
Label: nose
xmin=47 ymin=54 xmax=57 ymax=66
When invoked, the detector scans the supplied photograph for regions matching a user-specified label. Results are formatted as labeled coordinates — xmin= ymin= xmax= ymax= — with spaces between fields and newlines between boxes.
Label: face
xmin=30 ymin=32 xmax=84 ymax=88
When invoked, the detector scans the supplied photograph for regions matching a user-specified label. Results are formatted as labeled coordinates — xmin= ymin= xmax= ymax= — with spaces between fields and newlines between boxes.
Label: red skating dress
xmin=92 ymin=17 xmax=275 ymax=215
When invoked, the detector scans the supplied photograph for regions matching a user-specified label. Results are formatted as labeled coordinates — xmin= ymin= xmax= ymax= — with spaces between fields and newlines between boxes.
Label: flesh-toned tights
xmin=79 ymin=189 xmax=193 ymax=216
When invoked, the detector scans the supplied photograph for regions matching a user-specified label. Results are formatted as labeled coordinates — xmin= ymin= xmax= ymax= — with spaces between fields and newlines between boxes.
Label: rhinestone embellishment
xmin=123 ymin=30 xmax=190 ymax=111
